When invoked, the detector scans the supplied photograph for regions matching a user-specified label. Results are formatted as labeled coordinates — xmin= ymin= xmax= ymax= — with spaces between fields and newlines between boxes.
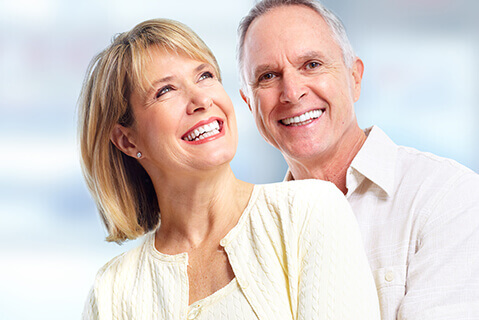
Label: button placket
xmin=188 ymin=304 xmax=201 ymax=319
xmin=238 ymin=277 xmax=249 ymax=290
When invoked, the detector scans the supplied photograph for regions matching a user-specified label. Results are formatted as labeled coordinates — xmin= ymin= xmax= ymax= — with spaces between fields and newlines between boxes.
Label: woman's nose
xmin=186 ymin=87 xmax=213 ymax=114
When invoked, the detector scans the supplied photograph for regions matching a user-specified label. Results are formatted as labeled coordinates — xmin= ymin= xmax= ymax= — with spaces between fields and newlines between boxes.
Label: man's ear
xmin=352 ymin=57 xmax=364 ymax=102
xmin=110 ymin=124 xmax=139 ymax=158
xmin=240 ymin=89 xmax=252 ymax=112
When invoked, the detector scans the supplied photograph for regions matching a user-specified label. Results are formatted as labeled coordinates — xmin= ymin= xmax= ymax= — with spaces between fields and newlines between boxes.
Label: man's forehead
xmin=242 ymin=6 xmax=338 ymax=75
xmin=243 ymin=6 xmax=333 ymax=51
xmin=245 ymin=5 xmax=328 ymax=37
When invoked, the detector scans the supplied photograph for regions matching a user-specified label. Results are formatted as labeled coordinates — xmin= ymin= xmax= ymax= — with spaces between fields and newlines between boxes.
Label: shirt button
xmin=385 ymin=271 xmax=394 ymax=282
xmin=220 ymin=239 xmax=228 ymax=247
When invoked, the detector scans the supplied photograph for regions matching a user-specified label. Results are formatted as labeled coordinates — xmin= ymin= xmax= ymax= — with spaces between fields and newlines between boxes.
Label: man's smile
xmin=279 ymin=109 xmax=324 ymax=126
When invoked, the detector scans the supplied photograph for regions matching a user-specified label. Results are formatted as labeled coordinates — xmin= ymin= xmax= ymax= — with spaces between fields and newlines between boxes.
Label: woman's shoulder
xmin=92 ymin=234 xmax=152 ymax=287
xmin=251 ymin=179 xmax=355 ymax=233
xmin=257 ymin=179 xmax=344 ymax=206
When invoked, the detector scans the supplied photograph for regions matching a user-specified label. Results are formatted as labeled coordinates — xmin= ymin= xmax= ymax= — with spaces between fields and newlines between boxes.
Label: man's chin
xmin=281 ymin=145 xmax=324 ymax=162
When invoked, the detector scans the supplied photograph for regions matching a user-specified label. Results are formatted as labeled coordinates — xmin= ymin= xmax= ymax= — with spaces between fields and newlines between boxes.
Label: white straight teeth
xmin=184 ymin=120 xmax=221 ymax=141
xmin=281 ymin=109 xmax=323 ymax=125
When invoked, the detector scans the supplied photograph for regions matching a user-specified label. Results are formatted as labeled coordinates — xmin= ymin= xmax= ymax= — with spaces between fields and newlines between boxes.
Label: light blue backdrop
xmin=0 ymin=0 xmax=477 ymax=318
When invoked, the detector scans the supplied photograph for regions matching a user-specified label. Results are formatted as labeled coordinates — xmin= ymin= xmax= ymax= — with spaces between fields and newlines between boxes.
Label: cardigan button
xmin=238 ymin=278 xmax=249 ymax=290
xmin=188 ymin=305 xmax=201 ymax=319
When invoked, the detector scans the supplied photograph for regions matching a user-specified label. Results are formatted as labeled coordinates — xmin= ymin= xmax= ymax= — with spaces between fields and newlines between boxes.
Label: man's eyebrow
xmin=252 ymin=64 xmax=276 ymax=82
xmin=250 ymin=51 xmax=325 ymax=81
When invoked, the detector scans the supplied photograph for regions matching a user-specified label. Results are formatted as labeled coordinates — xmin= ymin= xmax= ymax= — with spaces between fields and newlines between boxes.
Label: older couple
xmin=79 ymin=0 xmax=479 ymax=319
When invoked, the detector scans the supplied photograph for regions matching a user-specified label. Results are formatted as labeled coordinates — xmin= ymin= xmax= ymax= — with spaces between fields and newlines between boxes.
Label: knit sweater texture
xmin=83 ymin=180 xmax=380 ymax=319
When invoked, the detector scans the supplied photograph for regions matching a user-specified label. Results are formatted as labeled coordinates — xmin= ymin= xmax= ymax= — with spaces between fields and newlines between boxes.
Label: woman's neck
xmin=151 ymin=165 xmax=253 ymax=254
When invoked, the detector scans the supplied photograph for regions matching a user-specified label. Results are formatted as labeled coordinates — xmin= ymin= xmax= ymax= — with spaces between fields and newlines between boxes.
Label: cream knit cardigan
xmin=83 ymin=180 xmax=380 ymax=319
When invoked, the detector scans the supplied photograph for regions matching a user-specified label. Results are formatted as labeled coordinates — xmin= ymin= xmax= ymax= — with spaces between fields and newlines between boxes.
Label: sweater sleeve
xmin=295 ymin=180 xmax=380 ymax=319
xmin=82 ymin=286 xmax=99 ymax=320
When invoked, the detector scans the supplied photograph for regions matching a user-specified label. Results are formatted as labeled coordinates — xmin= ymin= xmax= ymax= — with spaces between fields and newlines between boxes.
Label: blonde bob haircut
xmin=78 ymin=18 xmax=221 ymax=243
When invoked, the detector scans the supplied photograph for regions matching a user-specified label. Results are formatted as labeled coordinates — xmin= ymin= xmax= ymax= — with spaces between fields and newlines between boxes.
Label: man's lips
xmin=279 ymin=109 xmax=324 ymax=126
xmin=182 ymin=118 xmax=223 ymax=142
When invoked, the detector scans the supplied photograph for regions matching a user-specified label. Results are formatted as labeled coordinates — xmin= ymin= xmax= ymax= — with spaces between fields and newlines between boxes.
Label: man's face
xmin=241 ymin=5 xmax=363 ymax=163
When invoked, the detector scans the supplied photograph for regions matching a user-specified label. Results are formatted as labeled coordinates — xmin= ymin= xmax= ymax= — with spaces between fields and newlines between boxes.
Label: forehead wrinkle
xmin=296 ymin=50 xmax=327 ymax=63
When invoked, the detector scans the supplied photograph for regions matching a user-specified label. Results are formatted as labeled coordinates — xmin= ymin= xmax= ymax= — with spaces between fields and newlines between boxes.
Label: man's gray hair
xmin=237 ymin=0 xmax=355 ymax=92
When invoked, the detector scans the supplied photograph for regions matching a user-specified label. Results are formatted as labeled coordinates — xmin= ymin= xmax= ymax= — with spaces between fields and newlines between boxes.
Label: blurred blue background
xmin=0 ymin=0 xmax=477 ymax=318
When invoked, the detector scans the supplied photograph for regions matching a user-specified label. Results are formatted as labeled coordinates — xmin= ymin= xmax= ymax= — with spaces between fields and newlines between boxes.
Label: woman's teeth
xmin=281 ymin=109 xmax=323 ymax=126
xmin=183 ymin=120 xmax=221 ymax=141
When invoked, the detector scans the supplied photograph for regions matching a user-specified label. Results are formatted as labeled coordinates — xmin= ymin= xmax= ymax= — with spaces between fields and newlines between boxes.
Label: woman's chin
xmin=198 ymin=151 xmax=236 ymax=171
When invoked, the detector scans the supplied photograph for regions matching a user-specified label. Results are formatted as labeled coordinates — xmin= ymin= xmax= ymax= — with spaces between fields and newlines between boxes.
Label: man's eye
xmin=259 ymin=73 xmax=275 ymax=82
xmin=156 ymin=86 xmax=173 ymax=98
xmin=199 ymin=71 xmax=214 ymax=81
xmin=306 ymin=61 xmax=321 ymax=69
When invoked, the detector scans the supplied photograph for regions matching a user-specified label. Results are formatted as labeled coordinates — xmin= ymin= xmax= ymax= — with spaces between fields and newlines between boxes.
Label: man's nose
xmin=279 ymin=71 xmax=307 ymax=104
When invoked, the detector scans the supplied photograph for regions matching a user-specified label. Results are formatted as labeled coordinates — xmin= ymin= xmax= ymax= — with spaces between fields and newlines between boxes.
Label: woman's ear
xmin=110 ymin=124 xmax=139 ymax=158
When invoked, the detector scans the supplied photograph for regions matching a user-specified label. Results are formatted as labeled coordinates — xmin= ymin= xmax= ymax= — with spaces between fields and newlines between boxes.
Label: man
xmin=237 ymin=0 xmax=479 ymax=318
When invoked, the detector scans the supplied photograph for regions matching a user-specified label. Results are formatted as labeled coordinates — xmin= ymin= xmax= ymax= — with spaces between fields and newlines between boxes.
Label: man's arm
xmin=399 ymin=171 xmax=479 ymax=319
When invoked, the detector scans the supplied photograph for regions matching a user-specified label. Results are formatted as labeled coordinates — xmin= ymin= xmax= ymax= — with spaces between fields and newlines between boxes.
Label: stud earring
xmin=136 ymin=152 xmax=142 ymax=159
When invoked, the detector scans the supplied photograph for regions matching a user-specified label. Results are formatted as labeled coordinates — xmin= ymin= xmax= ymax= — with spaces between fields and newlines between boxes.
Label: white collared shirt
xmin=286 ymin=126 xmax=479 ymax=319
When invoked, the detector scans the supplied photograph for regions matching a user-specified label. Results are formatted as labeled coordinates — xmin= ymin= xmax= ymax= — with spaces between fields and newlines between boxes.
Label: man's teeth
xmin=281 ymin=109 xmax=323 ymax=125
xmin=184 ymin=120 xmax=221 ymax=141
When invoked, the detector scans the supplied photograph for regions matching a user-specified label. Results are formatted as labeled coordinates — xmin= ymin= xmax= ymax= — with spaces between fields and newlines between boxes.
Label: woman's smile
xmin=181 ymin=118 xmax=224 ymax=144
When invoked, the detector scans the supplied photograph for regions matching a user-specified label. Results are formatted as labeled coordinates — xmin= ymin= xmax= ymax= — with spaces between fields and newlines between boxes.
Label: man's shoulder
xmin=390 ymin=145 xmax=479 ymax=213
xmin=396 ymin=144 xmax=477 ymax=183
xmin=362 ymin=126 xmax=476 ymax=181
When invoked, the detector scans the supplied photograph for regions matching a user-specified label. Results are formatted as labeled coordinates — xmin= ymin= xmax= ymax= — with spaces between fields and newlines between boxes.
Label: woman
xmin=79 ymin=18 xmax=380 ymax=319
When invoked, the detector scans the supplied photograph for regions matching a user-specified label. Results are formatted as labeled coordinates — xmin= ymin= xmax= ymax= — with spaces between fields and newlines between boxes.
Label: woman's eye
xmin=156 ymin=86 xmax=173 ymax=98
xmin=306 ymin=61 xmax=321 ymax=70
xmin=199 ymin=71 xmax=214 ymax=81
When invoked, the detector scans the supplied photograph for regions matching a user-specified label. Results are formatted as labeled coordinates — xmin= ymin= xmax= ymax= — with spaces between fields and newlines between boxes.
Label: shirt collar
xmin=284 ymin=126 xmax=397 ymax=196
xmin=349 ymin=126 xmax=397 ymax=196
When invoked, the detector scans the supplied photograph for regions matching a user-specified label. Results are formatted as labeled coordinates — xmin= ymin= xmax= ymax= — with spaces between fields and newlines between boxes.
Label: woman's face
xmin=127 ymin=47 xmax=238 ymax=177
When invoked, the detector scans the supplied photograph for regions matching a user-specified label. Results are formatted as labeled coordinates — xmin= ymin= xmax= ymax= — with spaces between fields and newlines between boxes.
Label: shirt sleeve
xmin=296 ymin=181 xmax=381 ymax=319
xmin=398 ymin=171 xmax=479 ymax=319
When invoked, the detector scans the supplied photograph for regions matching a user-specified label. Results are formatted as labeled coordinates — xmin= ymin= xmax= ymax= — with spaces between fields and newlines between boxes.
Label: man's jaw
xmin=279 ymin=109 xmax=324 ymax=127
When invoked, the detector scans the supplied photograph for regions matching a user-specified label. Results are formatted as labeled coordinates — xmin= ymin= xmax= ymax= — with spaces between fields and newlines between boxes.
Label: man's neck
xmin=286 ymin=126 xmax=367 ymax=194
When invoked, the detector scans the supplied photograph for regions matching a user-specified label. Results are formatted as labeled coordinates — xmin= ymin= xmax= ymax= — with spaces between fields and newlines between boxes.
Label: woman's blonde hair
xmin=78 ymin=18 xmax=221 ymax=242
